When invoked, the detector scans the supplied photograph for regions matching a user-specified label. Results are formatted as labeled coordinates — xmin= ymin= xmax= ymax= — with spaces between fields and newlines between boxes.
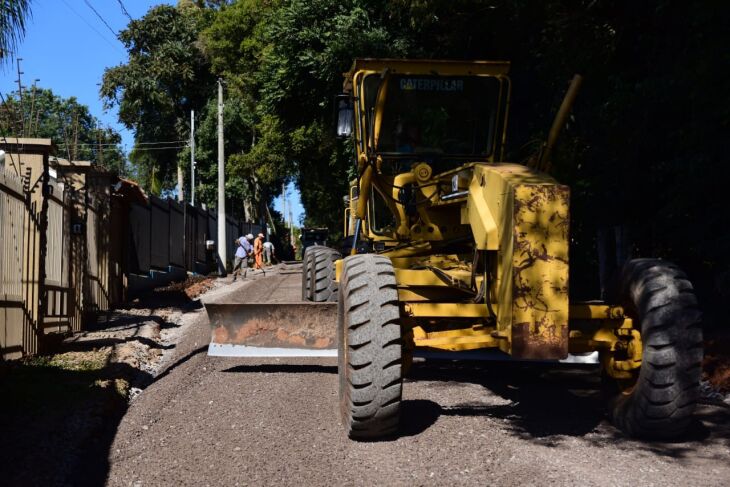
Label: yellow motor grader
xmin=207 ymin=59 xmax=702 ymax=442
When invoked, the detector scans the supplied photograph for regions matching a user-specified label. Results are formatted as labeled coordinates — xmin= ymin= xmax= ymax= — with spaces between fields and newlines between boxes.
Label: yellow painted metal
xmin=373 ymin=71 xmax=390 ymax=149
xmin=466 ymin=164 xmax=570 ymax=358
xmin=404 ymin=302 xmax=487 ymax=318
xmin=382 ymin=241 xmax=432 ymax=260
xmin=352 ymin=70 xmax=365 ymax=155
xmin=338 ymin=59 xmax=589 ymax=360
xmin=335 ymin=258 xmax=343 ymax=282
xmin=355 ymin=164 xmax=373 ymax=220
xmin=394 ymin=268 xmax=472 ymax=288
xmin=412 ymin=325 xmax=500 ymax=351
xmin=391 ymin=170 xmax=417 ymax=237
xmin=343 ymin=207 xmax=350 ymax=237
xmin=509 ymin=175 xmax=570 ymax=359
xmin=538 ymin=74 xmax=583 ymax=173
xmin=568 ymin=317 xmax=634 ymax=348
xmin=465 ymin=167 xmax=499 ymax=250
xmin=601 ymin=327 xmax=643 ymax=380
xmin=346 ymin=59 xmax=510 ymax=78
xmin=569 ymin=303 xmax=626 ymax=320
xmin=397 ymin=288 xmax=450 ymax=302
xmin=568 ymin=316 xmax=641 ymax=379
xmin=499 ymin=73 xmax=512 ymax=161
xmin=345 ymin=60 xmax=513 ymax=246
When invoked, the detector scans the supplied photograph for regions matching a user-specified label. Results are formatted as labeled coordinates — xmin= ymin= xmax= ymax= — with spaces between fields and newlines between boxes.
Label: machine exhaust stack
xmin=538 ymin=74 xmax=583 ymax=172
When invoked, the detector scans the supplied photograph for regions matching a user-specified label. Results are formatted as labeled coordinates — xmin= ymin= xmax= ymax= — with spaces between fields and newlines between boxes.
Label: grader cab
xmin=209 ymin=59 xmax=703 ymax=442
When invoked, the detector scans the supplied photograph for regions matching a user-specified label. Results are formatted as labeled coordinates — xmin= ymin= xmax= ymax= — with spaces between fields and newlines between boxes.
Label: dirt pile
xmin=704 ymin=334 xmax=730 ymax=394
xmin=159 ymin=275 xmax=217 ymax=299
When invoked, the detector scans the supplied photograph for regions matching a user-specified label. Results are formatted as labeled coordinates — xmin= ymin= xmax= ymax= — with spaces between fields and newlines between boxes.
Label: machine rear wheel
xmin=606 ymin=258 xmax=703 ymax=440
xmin=338 ymin=254 xmax=402 ymax=440
xmin=301 ymin=245 xmax=324 ymax=301
xmin=311 ymin=247 xmax=341 ymax=302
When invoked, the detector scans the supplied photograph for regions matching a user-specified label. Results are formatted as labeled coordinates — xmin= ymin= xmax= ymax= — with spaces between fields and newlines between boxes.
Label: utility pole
xmin=72 ymin=111 xmax=79 ymax=160
xmin=281 ymin=182 xmax=288 ymax=229
xmin=97 ymin=129 xmax=104 ymax=167
xmin=190 ymin=109 xmax=195 ymax=206
xmin=177 ymin=170 xmax=184 ymax=201
xmin=177 ymin=133 xmax=185 ymax=200
xmin=216 ymin=79 xmax=227 ymax=275
xmin=16 ymin=58 xmax=24 ymax=135
xmin=27 ymin=79 xmax=39 ymax=137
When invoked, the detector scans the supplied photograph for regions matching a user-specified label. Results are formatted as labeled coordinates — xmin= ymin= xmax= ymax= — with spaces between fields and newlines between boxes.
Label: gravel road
xmin=106 ymin=270 xmax=730 ymax=486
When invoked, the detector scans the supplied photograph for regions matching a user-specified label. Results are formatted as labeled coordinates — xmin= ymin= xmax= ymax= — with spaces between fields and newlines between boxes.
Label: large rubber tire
xmin=607 ymin=258 xmax=703 ymax=440
xmin=311 ymin=247 xmax=341 ymax=302
xmin=301 ymin=245 xmax=324 ymax=301
xmin=301 ymin=247 xmax=313 ymax=300
xmin=338 ymin=254 xmax=402 ymax=440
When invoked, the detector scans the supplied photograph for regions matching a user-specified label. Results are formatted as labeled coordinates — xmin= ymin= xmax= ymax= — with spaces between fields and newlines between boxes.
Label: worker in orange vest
xmin=254 ymin=233 xmax=265 ymax=271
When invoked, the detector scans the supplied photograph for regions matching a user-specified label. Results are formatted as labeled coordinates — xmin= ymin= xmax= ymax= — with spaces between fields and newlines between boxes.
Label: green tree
xmin=101 ymin=3 xmax=215 ymax=192
xmin=0 ymin=87 xmax=125 ymax=173
xmin=201 ymin=0 xmax=408 ymax=234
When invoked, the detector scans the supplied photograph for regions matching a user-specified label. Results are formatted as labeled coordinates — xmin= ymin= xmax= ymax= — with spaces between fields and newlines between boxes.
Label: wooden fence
xmin=0 ymin=169 xmax=28 ymax=358
xmin=0 ymin=162 xmax=265 ymax=360
xmin=127 ymin=196 xmax=264 ymax=278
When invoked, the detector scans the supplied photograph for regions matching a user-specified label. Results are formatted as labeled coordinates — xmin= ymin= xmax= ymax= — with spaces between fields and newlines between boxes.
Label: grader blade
xmin=205 ymin=302 xmax=337 ymax=357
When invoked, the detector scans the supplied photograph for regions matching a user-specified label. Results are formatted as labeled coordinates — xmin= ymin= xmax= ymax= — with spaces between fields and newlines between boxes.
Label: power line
xmin=128 ymin=145 xmax=188 ymax=151
xmin=57 ymin=144 xmax=188 ymax=151
xmin=53 ymin=146 xmax=188 ymax=158
xmin=83 ymin=0 xmax=120 ymax=40
xmin=58 ymin=140 xmax=188 ymax=147
xmin=59 ymin=0 xmax=122 ymax=53
xmin=116 ymin=0 xmax=133 ymax=22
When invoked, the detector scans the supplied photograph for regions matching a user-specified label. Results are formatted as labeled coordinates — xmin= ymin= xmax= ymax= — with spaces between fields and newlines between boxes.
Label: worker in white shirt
xmin=231 ymin=238 xmax=247 ymax=282
xmin=241 ymin=234 xmax=259 ymax=278
xmin=240 ymin=233 xmax=254 ymax=257
xmin=263 ymin=240 xmax=275 ymax=265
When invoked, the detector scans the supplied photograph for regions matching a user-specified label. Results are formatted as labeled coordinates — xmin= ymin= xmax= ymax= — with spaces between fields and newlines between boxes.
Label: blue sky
xmin=0 ymin=0 xmax=303 ymax=222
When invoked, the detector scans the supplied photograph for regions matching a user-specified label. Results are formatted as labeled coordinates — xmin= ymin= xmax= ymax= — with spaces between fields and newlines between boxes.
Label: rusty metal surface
xmin=206 ymin=302 xmax=337 ymax=349
xmin=509 ymin=183 xmax=570 ymax=359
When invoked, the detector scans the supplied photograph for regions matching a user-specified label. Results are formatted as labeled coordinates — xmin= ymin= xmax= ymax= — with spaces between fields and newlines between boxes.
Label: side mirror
xmin=334 ymin=94 xmax=354 ymax=138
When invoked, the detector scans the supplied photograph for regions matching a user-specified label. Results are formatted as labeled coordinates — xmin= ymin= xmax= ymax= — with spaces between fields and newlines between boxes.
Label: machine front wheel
xmin=338 ymin=254 xmax=402 ymax=440
xmin=606 ymin=258 xmax=703 ymax=440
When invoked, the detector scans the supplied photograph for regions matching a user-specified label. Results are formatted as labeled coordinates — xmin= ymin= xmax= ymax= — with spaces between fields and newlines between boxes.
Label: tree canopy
xmin=0 ymin=0 xmax=31 ymax=65
xmin=0 ymin=87 xmax=125 ymax=173
xmin=101 ymin=4 xmax=215 ymax=191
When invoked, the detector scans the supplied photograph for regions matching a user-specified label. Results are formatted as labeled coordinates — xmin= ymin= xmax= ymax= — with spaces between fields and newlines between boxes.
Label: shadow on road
xmin=0 ymin=358 xmax=152 ymax=487
xmin=62 ymin=335 xmax=177 ymax=352
xmin=400 ymin=399 xmax=442 ymax=437
xmin=218 ymin=356 xmax=729 ymax=454
xmin=405 ymin=360 xmax=730 ymax=456
xmin=0 ymin=283 xmax=205 ymax=486
xmin=222 ymin=364 xmax=338 ymax=374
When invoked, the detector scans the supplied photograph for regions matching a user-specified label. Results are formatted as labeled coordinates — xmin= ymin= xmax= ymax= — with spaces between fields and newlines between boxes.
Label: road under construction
xmin=102 ymin=266 xmax=730 ymax=486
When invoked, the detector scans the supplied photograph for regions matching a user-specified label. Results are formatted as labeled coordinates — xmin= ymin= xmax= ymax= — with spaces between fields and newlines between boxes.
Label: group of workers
xmin=231 ymin=233 xmax=276 ymax=281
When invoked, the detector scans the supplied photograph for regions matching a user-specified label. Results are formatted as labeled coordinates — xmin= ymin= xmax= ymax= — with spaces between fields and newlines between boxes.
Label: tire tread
xmin=608 ymin=258 xmax=703 ymax=440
